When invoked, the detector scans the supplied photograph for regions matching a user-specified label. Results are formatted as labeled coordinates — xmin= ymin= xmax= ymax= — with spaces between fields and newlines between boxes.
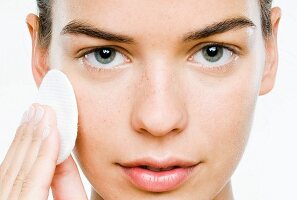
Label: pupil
xmin=94 ymin=47 xmax=116 ymax=64
xmin=207 ymin=46 xmax=218 ymax=57
xmin=100 ymin=48 xmax=112 ymax=59
xmin=202 ymin=45 xmax=223 ymax=63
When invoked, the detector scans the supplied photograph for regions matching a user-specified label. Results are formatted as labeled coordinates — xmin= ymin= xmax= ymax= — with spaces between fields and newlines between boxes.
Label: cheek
xmin=185 ymin=62 xmax=260 ymax=182
xmin=199 ymin=77 xmax=256 ymax=152
xmin=205 ymin=92 xmax=255 ymax=194
xmin=204 ymin=84 xmax=256 ymax=166
xmin=70 ymin=70 xmax=135 ymax=185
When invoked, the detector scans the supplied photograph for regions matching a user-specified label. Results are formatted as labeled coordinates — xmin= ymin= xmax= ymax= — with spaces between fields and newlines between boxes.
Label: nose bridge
xmin=131 ymin=61 xmax=188 ymax=137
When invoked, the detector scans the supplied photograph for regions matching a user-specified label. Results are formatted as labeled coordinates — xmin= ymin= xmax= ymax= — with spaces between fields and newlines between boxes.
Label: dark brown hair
xmin=36 ymin=0 xmax=273 ymax=48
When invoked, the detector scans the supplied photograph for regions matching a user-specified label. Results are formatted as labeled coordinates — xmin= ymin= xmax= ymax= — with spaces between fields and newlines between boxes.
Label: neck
xmin=91 ymin=181 xmax=234 ymax=200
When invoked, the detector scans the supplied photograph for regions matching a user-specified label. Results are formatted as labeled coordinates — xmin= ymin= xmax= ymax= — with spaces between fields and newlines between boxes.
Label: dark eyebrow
xmin=61 ymin=17 xmax=255 ymax=44
xmin=61 ymin=20 xmax=135 ymax=44
xmin=183 ymin=17 xmax=256 ymax=42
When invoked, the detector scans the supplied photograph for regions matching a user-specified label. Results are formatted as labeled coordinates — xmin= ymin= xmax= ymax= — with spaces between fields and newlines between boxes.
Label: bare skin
xmin=0 ymin=0 xmax=281 ymax=199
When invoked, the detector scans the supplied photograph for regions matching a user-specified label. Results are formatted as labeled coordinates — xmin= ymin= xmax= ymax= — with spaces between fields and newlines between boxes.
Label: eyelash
xmin=79 ymin=46 xmax=131 ymax=73
xmin=78 ymin=43 xmax=239 ymax=73
xmin=190 ymin=42 xmax=239 ymax=72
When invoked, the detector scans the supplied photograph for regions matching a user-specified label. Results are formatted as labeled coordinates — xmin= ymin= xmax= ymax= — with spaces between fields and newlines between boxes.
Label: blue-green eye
xmin=191 ymin=45 xmax=235 ymax=68
xmin=202 ymin=46 xmax=224 ymax=62
xmin=84 ymin=47 xmax=127 ymax=70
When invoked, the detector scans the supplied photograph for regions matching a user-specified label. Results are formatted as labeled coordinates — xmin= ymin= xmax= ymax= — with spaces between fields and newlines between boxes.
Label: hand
xmin=0 ymin=104 xmax=88 ymax=200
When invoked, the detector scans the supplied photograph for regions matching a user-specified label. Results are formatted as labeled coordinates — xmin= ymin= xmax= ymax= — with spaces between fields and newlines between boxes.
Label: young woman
xmin=0 ymin=0 xmax=281 ymax=199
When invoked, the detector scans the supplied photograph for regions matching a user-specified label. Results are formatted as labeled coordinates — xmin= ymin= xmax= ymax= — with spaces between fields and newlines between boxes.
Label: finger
xmin=51 ymin=155 xmax=88 ymax=200
xmin=0 ymin=124 xmax=26 ymax=177
xmin=0 ymin=125 xmax=28 ymax=200
xmin=0 ymin=106 xmax=34 ymax=176
xmin=8 ymin=105 xmax=51 ymax=200
xmin=18 ymin=105 xmax=60 ymax=200
xmin=0 ymin=106 xmax=37 ymax=200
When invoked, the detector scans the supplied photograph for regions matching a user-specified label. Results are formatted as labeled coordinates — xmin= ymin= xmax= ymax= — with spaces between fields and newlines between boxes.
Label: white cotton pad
xmin=34 ymin=69 xmax=78 ymax=165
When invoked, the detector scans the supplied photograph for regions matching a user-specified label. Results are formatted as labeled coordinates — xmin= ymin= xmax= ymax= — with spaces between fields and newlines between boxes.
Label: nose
xmin=131 ymin=65 xmax=188 ymax=137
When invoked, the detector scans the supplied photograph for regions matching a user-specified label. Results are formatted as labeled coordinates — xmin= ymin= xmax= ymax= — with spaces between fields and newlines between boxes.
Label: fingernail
xmin=21 ymin=110 xmax=29 ymax=123
xmin=27 ymin=105 xmax=36 ymax=121
xmin=42 ymin=125 xmax=51 ymax=140
xmin=21 ymin=105 xmax=35 ymax=123
xmin=34 ymin=106 xmax=45 ymax=124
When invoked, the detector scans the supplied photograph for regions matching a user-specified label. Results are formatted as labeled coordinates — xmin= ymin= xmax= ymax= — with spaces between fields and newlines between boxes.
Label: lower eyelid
xmin=196 ymin=53 xmax=238 ymax=71
xmin=80 ymin=54 xmax=131 ymax=73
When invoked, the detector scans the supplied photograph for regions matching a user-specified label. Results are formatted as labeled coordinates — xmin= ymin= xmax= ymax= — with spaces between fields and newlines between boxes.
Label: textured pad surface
xmin=34 ymin=69 xmax=78 ymax=164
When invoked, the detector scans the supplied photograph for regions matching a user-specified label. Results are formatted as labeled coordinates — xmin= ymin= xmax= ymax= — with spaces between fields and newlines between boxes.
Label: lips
xmin=118 ymin=157 xmax=199 ymax=192
xmin=119 ymin=157 xmax=198 ymax=169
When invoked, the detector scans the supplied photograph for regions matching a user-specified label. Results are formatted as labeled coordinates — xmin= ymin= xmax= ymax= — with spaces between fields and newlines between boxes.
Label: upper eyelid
xmin=188 ymin=44 xmax=238 ymax=68
xmin=189 ymin=42 xmax=241 ymax=58
xmin=77 ymin=45 xmax=131 ymax=60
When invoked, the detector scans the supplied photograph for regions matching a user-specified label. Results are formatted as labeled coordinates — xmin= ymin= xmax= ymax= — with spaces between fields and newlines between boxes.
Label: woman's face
xmin=32 ymin=0 xmax=278 ymax=199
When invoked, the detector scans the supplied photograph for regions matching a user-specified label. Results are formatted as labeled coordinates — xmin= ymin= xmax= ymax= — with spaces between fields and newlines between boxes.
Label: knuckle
xmin=19 ymin=126 xmax=32 ymax=143
xmin=1 ymin=173 xmax=13 ymax=187
xmin=20 ymin=177 xmax=33 ymax=192
xmin=16 ymin=168 xmax=26 ymax=182
xmin=15 ymin=125 xmax=26 ymax=141
xmin=37 ymin=152 xmax=56 ymax=165
xmin=19 ymin=132 xmax=28 ymax=143
xmin=36 ymin=152 xmax=48 ymax=162
xmin=13 ymin=175 xmax=24 ymax=188
xmin=31 ymin=130 xmax=42 ymax=143
xmin=16 ymin=124 xmax=26 ymax=136
xmin=10 ymin=168 xmax=28 ymax=190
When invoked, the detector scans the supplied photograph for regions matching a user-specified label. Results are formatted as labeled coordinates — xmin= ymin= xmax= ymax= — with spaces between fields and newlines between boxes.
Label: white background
xmin=0 ymin=1 xmax=296 ymax=199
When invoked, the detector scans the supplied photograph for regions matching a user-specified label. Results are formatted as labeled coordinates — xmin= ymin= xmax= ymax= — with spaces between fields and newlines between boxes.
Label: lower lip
xmin=121 ymin=165 xmax=198 ymax=192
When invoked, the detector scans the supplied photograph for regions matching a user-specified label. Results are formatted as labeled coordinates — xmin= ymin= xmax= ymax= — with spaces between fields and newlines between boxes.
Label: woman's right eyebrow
xmin=61 ymin=20 xmax=135 ymax=44
xmin=60 ymin=16 xmax=255 ymax=44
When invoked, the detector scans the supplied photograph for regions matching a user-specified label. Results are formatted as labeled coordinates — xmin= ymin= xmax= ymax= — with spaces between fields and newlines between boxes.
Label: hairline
xmin=37 ymin=0 xmax=272 ymax=48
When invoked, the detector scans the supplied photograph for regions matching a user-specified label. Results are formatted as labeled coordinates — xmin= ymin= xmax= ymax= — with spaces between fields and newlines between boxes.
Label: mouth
xmin=118 ymin=157 xmax=200 ymax=192
xmin=138 ymin=165 xmax=179 ymax=172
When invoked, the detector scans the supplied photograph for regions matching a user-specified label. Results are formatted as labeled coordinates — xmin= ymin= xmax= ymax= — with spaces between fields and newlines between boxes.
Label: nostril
xmin=172 ymin=128 xmax=179 ymax=133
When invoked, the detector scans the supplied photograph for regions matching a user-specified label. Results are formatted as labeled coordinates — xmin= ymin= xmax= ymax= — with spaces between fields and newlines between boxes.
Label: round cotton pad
xmin=34 ymin=69 xmax=78 ymax=164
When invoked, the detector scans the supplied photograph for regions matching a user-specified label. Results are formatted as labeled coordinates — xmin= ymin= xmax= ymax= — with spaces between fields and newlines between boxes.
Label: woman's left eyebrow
xmin=183 ymin=16 xmax=256 ymax=42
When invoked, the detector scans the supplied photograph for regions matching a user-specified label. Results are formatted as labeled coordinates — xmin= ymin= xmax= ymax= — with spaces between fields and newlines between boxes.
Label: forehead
xmin=52 ymin=0 xmax=260 ymax=41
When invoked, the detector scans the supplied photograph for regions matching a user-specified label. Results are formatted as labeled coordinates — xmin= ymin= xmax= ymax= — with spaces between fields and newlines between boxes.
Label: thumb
xmin=51 ymin=155 xmax=88 ymax=200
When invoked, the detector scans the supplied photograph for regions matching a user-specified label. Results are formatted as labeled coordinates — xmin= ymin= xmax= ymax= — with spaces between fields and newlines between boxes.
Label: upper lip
xmin=119 ymin=157 xmax=199 ymax=169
